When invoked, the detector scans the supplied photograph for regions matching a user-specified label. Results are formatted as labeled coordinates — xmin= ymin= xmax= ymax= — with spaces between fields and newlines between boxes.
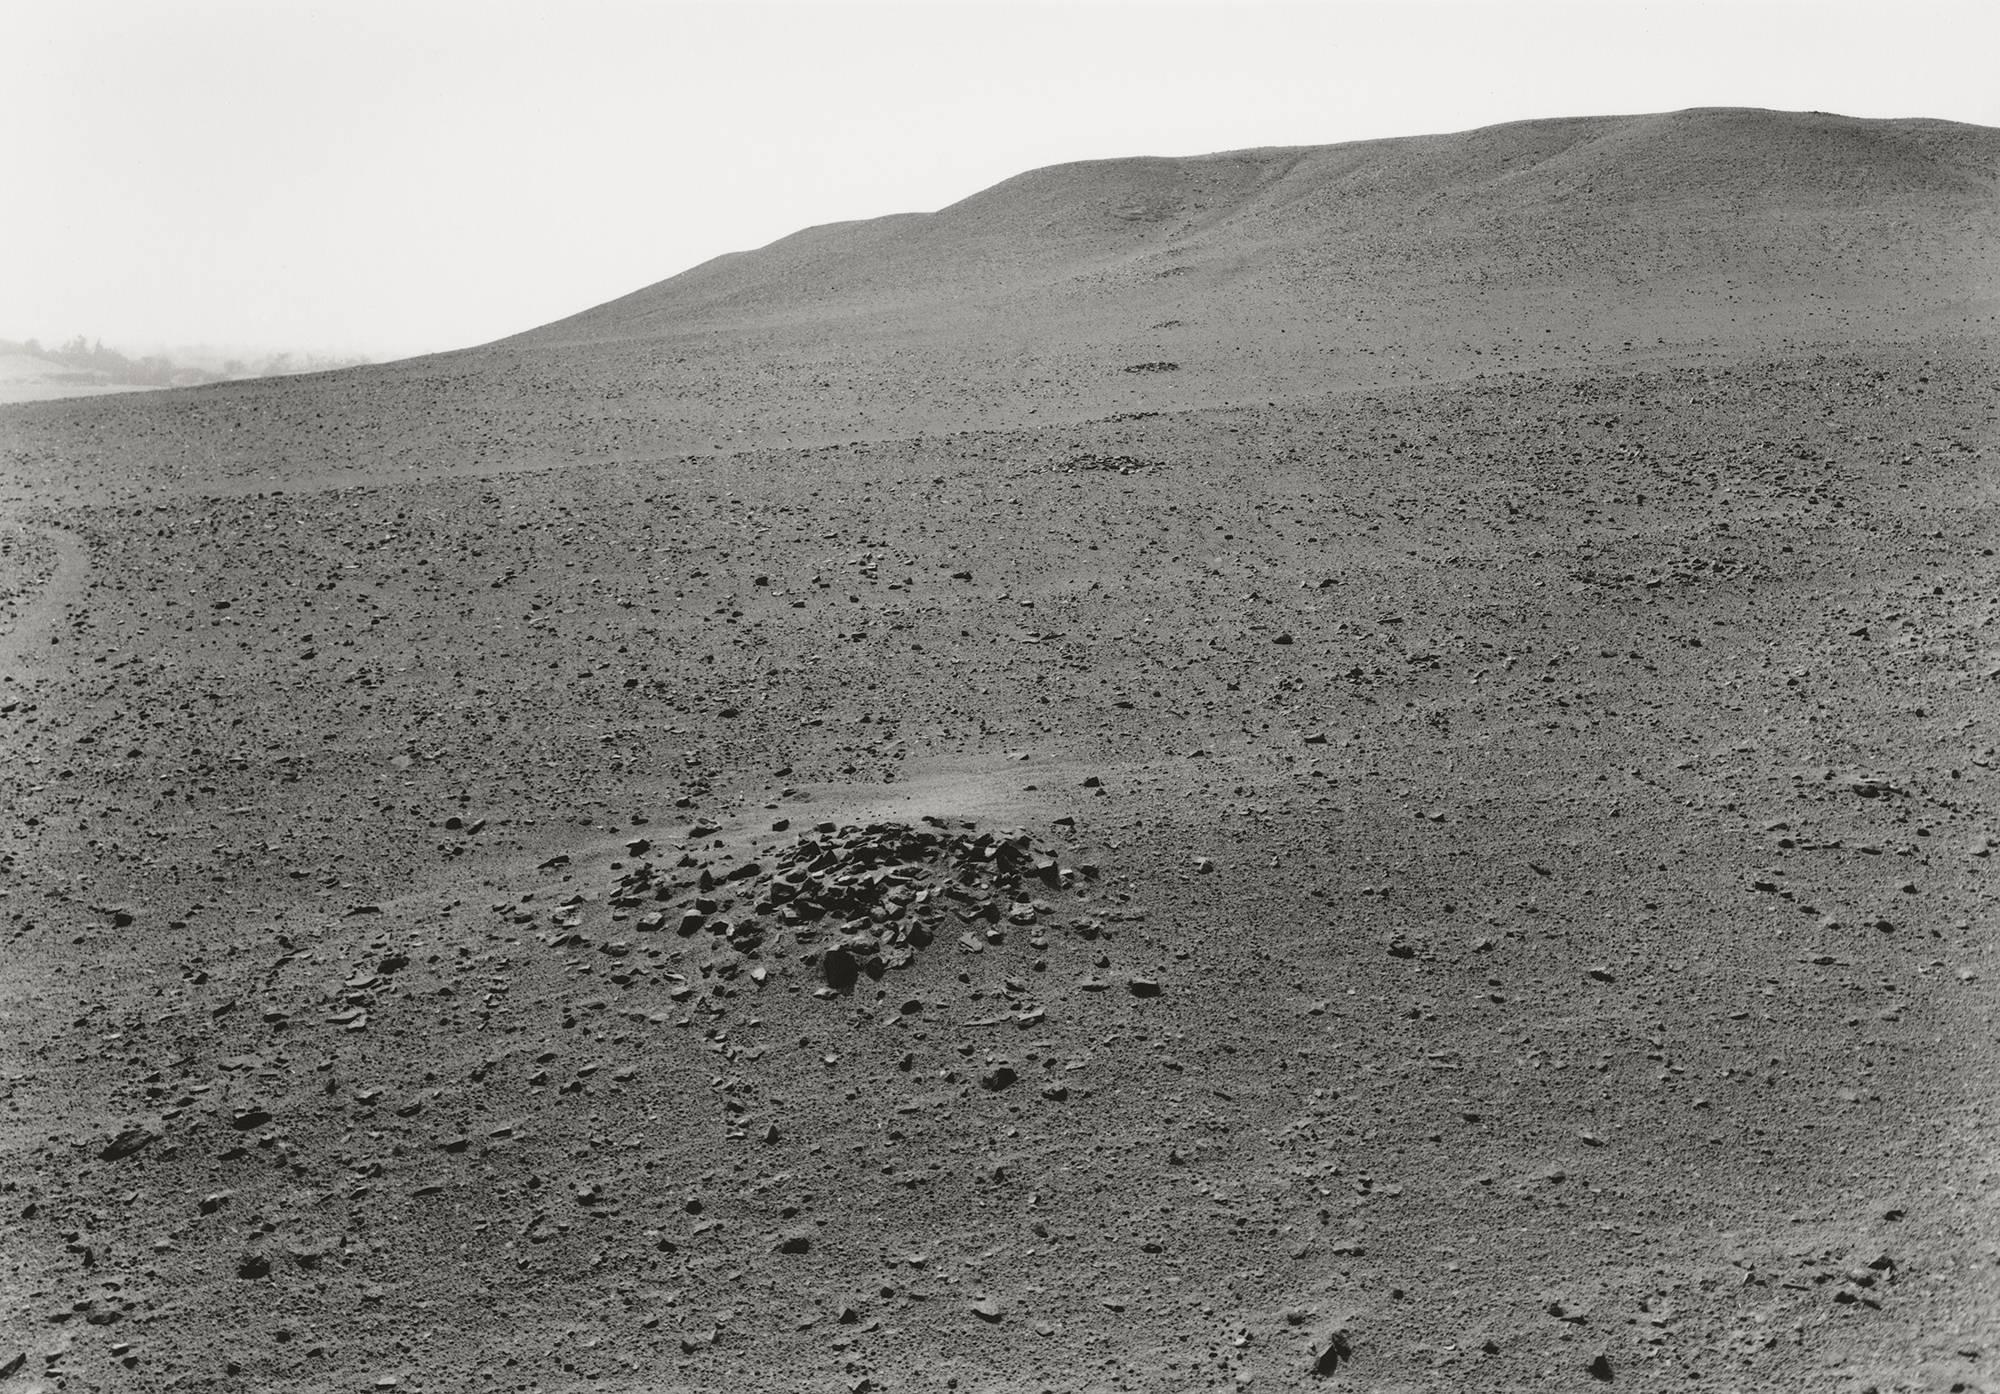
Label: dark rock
xmin=821 ymin=947 xmax=860 ymax=992
xmin=99 ymin=1126 xmax=159 ymax=1161
xmin=1312 ymin=1328 xmax=1352 ymax=1375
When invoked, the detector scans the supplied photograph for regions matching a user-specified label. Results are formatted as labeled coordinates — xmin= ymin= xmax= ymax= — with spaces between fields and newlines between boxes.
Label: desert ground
xmin=2 ymin=108 xmax=1998 ymax=1392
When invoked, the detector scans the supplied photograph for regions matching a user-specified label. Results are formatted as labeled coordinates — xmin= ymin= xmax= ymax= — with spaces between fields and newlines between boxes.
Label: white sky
xmin=6 ymin=0 xmax=1996 ymax=361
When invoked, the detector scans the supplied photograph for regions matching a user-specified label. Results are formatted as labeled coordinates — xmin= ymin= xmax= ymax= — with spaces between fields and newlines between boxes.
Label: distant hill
xmin=10 ymin=108 xmax=1992 ymax=490
xmin=504 ymin=108 xmax=1998 ymax=417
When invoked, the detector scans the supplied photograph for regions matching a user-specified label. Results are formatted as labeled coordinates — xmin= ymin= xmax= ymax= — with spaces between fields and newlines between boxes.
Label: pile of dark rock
xmin=584 ymin=818 xmax=1094 ymax=994
xmin=770 ymin=819 xmax=1095 ymax=991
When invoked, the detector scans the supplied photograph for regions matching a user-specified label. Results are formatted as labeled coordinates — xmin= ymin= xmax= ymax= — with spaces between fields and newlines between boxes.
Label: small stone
xmin=1312 ymin=1329 xmax=1352 ymax=1374
xmin=99 ymin=1126 xmax=159 ymax=1162
xmin=980 ymin=1065 xmax=1018 ymax=1091
xmin=970 ymin=1296 xmax=1004 ymax=1323
xmin=1126 ymin=976 xmax=1162 ymax=998
xmin=1586 ymin=1352 xmax=1613 ymax=1381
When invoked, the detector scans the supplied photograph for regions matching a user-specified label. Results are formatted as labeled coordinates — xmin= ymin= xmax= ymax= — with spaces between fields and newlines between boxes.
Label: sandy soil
xmin=1 ymin=108 xmax=1997 ymax=1393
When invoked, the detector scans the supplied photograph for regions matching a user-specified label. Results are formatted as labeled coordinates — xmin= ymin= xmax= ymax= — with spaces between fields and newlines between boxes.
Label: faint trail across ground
xmin=0 ymin=519 xmax=89 ymax=678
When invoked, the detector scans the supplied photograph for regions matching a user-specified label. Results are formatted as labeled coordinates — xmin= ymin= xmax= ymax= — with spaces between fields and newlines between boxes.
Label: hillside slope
xmin=9 ymin=108 xmax=1988 ymax=503
xmin=518 ymin=107 xmax=1999 ymax=352
xmin=469 ymin=106 xmax=2000 ymax=468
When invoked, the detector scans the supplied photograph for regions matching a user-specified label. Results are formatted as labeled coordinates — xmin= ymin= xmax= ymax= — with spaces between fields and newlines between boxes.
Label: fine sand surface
xmin=2 ymin=108 xmax=1998 ymax=1392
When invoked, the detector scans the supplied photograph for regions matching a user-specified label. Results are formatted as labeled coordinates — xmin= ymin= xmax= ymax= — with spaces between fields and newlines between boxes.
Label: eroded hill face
xmin=1 ymin=110 xmax=1997 ymax=1392
xmin=525 ymin=109 xmax=2000 ymax=342
xmin=497 ymin=108 xmax=2000 ymax=450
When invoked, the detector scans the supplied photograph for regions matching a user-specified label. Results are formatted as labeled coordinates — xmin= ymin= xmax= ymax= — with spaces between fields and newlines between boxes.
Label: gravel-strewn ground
xmin=2 ymin=110 xmax=1997 ymax=1393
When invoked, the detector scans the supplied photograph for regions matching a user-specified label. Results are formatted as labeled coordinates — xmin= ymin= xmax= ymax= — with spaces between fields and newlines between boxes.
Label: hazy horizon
xmin=2 ymin=332 xmax=373 ymax=365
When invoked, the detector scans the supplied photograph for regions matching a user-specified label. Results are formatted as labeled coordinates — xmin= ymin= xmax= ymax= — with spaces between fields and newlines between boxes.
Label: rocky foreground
xmin=2 ymin=109 xmax=1998 ymax=1392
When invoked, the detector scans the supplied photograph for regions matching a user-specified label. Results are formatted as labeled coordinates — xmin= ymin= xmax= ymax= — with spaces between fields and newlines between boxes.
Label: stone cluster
xmin=599 ymin=819 xmax=1096 ymax=993
xmin=768 ymin=820 xmax=1095 ymax=990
